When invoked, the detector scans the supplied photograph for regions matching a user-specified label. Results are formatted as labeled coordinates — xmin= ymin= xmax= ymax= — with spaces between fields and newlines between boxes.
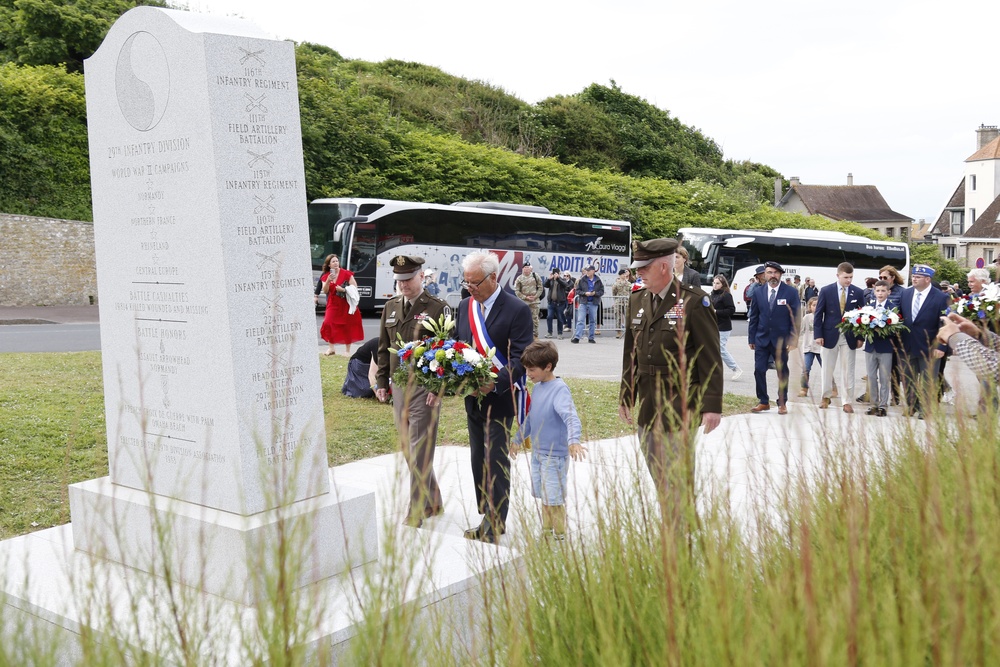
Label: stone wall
xmin=0 ymin=213 xmax=97 ymax=306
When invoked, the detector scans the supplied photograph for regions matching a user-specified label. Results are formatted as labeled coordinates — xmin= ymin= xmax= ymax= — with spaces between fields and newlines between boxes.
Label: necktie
xmin=913 ymin=291 xmax=922 ymax=316
xmin=478 ymin=301 xmax=485 ymax=319
xmin=651 ymin=294 xmax=661 ymax=311
xmin=402 ymin=300 xmax=411 ymax=318
xmin=768 ymin=288 xmax=776 ymax=311
xmin=839 ymin=288 xmax=846 ymax=313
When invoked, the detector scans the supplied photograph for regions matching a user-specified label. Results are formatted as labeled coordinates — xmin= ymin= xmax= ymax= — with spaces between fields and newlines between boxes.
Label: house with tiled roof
xmin=776 ymin=175 xmax=913 ymax=240
xmin=929 ymin=125 xmax=1000 ymax=266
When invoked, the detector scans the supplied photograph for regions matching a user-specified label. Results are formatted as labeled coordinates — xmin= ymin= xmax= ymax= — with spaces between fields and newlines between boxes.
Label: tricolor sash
xmin=468 ymin=300 xmax=530 ymax=425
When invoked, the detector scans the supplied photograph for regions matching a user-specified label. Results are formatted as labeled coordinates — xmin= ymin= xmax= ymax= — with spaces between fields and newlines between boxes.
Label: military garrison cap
xmin=391 ymin=255 xmax=425 ymax=281
xmin=629 ymin=238 xmax=679 ymax=269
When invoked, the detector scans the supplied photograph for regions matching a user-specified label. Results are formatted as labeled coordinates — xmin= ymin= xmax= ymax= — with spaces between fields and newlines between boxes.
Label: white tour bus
xmin=677 ymin=227 xmax=910 ymax=315
xmin=308 ymin=198 xmax=632 ymax=312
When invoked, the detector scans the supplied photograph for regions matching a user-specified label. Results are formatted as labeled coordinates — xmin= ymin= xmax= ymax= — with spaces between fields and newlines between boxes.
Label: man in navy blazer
xmin=456 ymin=251 xmax=534 ymax=543
xmin=748 ymin=261 xmax=800 ymax=414
xmin=898 ymin=264 xmax=949 ymax=418
xmin=814 ymin=262 xmax=866 ymax=413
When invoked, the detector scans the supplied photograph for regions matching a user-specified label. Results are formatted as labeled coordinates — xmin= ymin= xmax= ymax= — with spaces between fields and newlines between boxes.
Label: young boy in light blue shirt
xmin=511 ymin=341 xmax=585 ymax=539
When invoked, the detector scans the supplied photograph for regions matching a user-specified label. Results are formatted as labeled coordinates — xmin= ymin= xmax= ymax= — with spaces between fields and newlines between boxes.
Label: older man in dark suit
xmin=748 ymin=261 xmax=800 ymax=414
xmin=898 ymin=264 xmax=949 ymax=418
xmin=456 ymin=251 xmax=534 ymax=544
xmin=814 ymin=262 xmax=866 ymax=413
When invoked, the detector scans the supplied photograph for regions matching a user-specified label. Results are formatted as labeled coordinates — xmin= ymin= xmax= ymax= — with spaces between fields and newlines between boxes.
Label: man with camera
xmin=543 ymin=268 xmax=572 ymax=339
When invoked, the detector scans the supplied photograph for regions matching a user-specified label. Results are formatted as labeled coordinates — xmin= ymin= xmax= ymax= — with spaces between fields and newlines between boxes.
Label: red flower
xmin=436 ymin=367 xmax=445 ymax=377
xmin=453 ymin=341 xmax=467 ymax=351
xmin=402 ymin=349 xmax=412 ymax=360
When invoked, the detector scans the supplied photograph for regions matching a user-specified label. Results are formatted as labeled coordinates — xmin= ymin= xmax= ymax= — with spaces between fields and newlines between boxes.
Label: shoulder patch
xmin=443 ymin=305 xmax=452 ymax=318
xmin=702 ymin=296 xmax=711 ymax=307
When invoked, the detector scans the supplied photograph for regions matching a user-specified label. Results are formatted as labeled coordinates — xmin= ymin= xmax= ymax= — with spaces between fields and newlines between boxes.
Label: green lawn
xmin=0 ymin=351 xmax=756 ymax=539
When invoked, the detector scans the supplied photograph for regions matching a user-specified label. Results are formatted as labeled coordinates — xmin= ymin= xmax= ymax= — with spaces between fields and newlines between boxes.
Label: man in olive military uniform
xmin=514 ymin=262 xmax=544 ymax=339
xmin=619 ymin=238 xmax=723 ymax=525
xmin=375 ymin=255 xmax=452 ymax=528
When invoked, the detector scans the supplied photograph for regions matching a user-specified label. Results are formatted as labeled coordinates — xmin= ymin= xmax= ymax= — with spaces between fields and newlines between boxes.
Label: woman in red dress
xmin=319 ymin=254 xmax=364 ymax=356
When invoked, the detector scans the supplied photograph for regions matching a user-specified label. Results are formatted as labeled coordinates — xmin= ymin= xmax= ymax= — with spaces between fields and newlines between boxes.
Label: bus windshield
xmin=678 ymin=233 xmax=719 ymax=286
xmin=308 ymin=202 xmax=355 ymax=269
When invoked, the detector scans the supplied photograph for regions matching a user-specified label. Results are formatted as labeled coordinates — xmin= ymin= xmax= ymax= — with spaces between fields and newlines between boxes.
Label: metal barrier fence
xmin=539 ymin=294 xmax=630 ymax=337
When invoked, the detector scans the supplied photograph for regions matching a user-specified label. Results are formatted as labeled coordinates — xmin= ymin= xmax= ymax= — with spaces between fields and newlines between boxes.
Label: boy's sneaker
xmin=731 ymin=369 xmax=743 ymax=380
xmin=571 ymin=338 xmax=579 ymax=344
xmin=544 ymin=334 xmax=553 ymax=339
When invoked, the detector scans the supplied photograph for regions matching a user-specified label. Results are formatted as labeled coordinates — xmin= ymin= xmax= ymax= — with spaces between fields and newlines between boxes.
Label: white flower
xmin=462 ymin=349 xmax=482 ymax=364
xmin=429 ymin=360 xmax=440 ymax=372
xmin=445 ymin=349 xmax=454 ymax=359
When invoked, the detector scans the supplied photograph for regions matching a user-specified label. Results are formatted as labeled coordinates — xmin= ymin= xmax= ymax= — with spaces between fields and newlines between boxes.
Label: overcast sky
xmin=182 ymin=0 xmax=1000 ymax=225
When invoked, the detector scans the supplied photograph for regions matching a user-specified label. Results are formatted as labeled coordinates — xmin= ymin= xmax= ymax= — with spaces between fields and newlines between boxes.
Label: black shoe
xmin=464 ymin=521 xmax=505 ymax=544
xmin=571 ymin=338 xmax=579 ymax=344
xmin=877 ymin=408 xmax=887 ymax=417
xmin=588 ymin=339 xmax=596 ymax=343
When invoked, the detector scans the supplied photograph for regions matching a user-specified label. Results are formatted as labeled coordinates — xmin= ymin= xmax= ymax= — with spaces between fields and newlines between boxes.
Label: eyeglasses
xmin=460 ymin=273 xmax=494 ymax=290
xmin=879 ymin=275 xmax=890 ymax=279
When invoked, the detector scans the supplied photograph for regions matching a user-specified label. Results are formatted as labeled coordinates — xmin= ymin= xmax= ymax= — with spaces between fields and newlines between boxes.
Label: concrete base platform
xmin=0 ymin=407 xmax=923 ymax=663
xmin=0 ymin=451 xmax=520 ymax=664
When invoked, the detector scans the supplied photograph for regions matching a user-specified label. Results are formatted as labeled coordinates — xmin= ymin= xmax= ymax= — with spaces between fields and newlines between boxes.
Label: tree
xmin=909 ymin=242 xmax=965 ymax=285
xmin=0 ymin=0 xmax=165 ymax=73
xmin=0 ymin=62 xmax=91 ymax=219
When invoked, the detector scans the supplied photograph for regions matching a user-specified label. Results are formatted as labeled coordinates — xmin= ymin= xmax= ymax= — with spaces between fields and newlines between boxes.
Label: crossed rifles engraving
xmin=255 ymin=250 xmax=282 ymax=270
xmin=247 ymin=151 xmax=274 ymax=168
xmin=239 ymin=47 xmax=266 ymax=66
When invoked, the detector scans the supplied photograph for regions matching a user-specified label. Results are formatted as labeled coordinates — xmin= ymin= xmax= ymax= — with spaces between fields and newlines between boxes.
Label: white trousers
xmin=820 ymin=336 xmax=856 ymax=405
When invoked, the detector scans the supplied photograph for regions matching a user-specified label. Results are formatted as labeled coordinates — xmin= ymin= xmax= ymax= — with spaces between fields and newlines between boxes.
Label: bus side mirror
xmin=333 ymin=216 xmax=368 ymax=243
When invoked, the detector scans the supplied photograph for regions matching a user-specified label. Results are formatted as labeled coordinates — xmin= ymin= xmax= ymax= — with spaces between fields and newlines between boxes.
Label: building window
xmin=944 ymin=245 xmax=957 ymax=260
xmin=885 ymin=227 xmax=894 ymax=238
xmin=951 ymin=211 xmax=964 ymax=235
xmin=987 ymin=249 xmax=995 ymax=263
xmin=971 ymin=174 xmax=977 ymax=191
xmin=971 ymin=208 xmax=977 ymax=224
xmin=901 ymin=227 xmax=909 ymax=240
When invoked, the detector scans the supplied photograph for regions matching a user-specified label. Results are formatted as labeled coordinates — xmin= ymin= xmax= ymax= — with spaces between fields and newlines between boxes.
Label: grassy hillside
xmin=0 ymin=11 xmax=878 ymax=241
